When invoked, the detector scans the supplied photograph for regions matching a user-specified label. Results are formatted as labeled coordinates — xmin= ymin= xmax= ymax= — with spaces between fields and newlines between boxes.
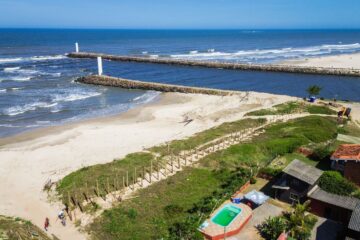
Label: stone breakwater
xmin=68 ymin=52 xmax=360 ymax=77
xmin=76 ymin=75 xmax=235 ymax=96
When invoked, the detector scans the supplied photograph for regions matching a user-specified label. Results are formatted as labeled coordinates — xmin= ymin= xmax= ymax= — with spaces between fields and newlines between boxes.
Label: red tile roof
xmin=331 ymin=144 xmax=360 ymax=161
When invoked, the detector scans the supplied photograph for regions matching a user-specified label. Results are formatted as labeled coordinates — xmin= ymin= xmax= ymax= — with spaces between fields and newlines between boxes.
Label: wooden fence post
xmin=150 ymin=160 xmax=153 ymax=183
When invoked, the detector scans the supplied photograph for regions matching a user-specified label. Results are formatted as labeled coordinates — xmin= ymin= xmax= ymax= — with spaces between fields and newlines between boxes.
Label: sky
xmin=0 ymin=0 xmax=359 ymax=29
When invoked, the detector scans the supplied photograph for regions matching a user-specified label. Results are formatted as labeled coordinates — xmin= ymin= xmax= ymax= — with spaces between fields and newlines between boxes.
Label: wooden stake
xmin=150 ymin=160 xmax=153 ymax=183
xmin=126 ymin=171 xmax=129 ymax=187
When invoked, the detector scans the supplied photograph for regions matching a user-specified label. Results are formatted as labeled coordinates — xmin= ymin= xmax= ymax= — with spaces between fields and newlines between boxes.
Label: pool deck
xmin=199 ymin=201 xmax=252 ymax=240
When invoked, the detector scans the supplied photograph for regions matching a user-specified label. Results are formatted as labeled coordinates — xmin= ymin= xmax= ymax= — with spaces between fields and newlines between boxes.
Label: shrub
xmin=164 ymin=204 xmax=184 ymax=216
xmin=127 ymin=209 xmax=137 ymax=219
xmin=250 ymin=177 xmax=257 ymax=184
xmin=259 ymin=167 xmax=282 ymax=178
xmin=318 ymin=171 xmax=358 ymax=197
xmin=258 ymin=216 xmax=288 ymax=240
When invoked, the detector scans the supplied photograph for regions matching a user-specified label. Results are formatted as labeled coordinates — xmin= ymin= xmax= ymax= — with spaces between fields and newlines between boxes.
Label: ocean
xmin=1 ymin=29 xmax=360 ymax=137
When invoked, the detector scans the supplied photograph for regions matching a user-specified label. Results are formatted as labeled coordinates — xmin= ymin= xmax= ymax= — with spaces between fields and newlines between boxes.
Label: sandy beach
xmin=281 ymin=52 xmax=360 ymax=69
xmin=0 ymin=91 xmax=294 ymax=239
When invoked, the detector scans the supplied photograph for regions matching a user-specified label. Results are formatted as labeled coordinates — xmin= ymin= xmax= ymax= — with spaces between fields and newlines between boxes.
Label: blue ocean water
xmin=1 ymin=29 xmax=360 ymax=137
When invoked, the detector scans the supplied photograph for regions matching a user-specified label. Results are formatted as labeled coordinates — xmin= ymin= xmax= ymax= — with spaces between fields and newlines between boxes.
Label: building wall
xmin=344 ymin=162 xmax=360 ymax=186
xmin=310 ymin=198 xmax=353 ymax=224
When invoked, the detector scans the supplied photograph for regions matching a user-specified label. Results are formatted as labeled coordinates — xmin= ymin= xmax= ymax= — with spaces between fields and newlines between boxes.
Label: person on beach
xmin=44 ymin=217 xmax=50 ymax=231
xmin=58 ymin=210 xmax=66 ymax=226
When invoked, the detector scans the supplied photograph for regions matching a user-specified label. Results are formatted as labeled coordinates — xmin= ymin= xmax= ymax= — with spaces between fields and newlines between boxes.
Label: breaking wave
xmin=170 ymin=43 xmax=360 ymax=62
xmin=52 ymin=91 xmax=102 ymax=103
xmin=3 ymin=102 xmax=58 ymax=116
xmin=0 ymin=55 xmax=66 ymax=64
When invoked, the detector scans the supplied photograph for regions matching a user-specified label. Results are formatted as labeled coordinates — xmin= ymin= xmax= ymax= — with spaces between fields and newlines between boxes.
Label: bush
xmin=258 ymin=216 xmax=288 ymax=240
xmin=259 ymin=167 xmax=282 ymax=178
xmin=164 ymin=204 xmax=184 ymax=216
xmin=250 ymin=177 xmax=257 ymax=184
xmin=318 ymin=171 xmax=358 ymax=197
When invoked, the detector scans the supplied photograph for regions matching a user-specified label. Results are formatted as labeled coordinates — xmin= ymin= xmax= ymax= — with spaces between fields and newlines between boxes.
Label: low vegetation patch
xmin=0 ymin=215 xmax=53 ymax=240
xmin=150 ymin=118 xmax=265 ymax=156
xmin=245 ymin=101 xmax=336 ymax=116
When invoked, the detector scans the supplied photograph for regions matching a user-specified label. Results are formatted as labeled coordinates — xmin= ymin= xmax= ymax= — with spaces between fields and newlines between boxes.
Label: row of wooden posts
xmin=66 ymin=115 xmax=287 ymax=212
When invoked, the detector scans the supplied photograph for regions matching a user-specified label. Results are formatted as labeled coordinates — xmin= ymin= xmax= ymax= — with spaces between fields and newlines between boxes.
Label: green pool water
xmin=211 ymin=204 xmax=242 ymax=227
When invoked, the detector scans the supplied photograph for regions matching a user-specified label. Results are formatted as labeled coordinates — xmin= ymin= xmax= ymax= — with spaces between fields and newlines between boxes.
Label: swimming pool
xmin=211 ymin=204 xmax=242 ymax=227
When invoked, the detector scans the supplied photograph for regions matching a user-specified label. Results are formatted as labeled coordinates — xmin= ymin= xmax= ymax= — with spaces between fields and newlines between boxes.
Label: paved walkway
xmin=337 ymin=133 xmax=360 ymax=144
xmin=228 ymin=202 xmax=283 ymax=240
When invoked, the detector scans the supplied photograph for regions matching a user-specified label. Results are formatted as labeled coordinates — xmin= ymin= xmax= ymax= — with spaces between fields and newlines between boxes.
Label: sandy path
xmin=0 ymin=91 xmax=294 ymax=239
xmin=280 ymin=52 xmax=360 ymax=69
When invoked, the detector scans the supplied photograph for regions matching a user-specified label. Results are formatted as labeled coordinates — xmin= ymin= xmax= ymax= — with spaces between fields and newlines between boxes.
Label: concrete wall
xmin=68 ymin=52 xmax=360 ymax=77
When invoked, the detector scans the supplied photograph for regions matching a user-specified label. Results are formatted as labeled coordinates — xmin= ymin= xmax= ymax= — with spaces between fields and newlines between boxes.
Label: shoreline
xmin=280 ymin=52 xmax=360 ymax=69
xmin=0 ymin=91 xmax=295 ymax=239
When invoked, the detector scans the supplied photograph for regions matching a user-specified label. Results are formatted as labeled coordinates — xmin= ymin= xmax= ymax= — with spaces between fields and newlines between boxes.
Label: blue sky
xmin=0 ymin=0 xmax=359 ymax=29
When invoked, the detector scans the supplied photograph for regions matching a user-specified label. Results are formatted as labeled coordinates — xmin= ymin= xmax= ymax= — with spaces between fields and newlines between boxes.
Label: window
xmin=290 ymin=192 xmax=299 ymax=202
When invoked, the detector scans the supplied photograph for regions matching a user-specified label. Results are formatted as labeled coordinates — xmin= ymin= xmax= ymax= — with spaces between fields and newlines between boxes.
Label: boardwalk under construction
xmin=68 ymin=52 xmax=360 ymax=77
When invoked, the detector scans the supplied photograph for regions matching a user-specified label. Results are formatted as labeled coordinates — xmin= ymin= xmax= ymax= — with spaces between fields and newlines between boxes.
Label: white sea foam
xmin=170 ymin=43 xmax=360 ymax=62
xmin=4 ymin=67 xmax=21 ymax=72
xmin=0 ymin=55 xmax=66 ymax=64
xmin=0 ymin=89 xmax=6 ymax=93
xmin=3 ymin=102 xmax=58 ymax=116
xmin=149 ymin=54 xmax=159 ymax=59
xmin=189 ymin=50 xmax=198 ymax=54
xmin=0 ymin=76 xmax=32 ymax=81
xmin=132 ymin=91 xmax=160 ymax=104
xmin=52 ymin=91 xmax=101 ymax=103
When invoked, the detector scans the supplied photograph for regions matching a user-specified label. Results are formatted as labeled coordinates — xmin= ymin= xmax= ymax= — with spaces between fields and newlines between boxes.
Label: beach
xmin=0 ymin=91 xmax=294 ymax=239
xmin=281 ymin=52 xmax=360 ymax=69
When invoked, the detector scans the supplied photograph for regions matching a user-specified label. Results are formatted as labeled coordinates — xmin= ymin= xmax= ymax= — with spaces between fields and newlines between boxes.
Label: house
xmin=307 ymin=185 xmax=360 ymax=224
xmin=331 ymin=144 xmax=360 ymax=186
xmin=272 ymin=159 xmax=323 ymax=203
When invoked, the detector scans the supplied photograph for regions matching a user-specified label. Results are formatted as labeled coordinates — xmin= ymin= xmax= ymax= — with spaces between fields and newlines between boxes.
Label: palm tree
xmin=287 ymin=201 xmax=317 ymax=240
xmin=306 ymin=85 xmax=322 ymax=97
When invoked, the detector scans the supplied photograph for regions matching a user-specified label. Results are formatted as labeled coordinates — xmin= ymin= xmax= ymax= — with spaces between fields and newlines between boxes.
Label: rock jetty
xmin=76 ymin=75 xmax=235 ymax=96
xmin=68 ymin=52 xmax=360 ymax=77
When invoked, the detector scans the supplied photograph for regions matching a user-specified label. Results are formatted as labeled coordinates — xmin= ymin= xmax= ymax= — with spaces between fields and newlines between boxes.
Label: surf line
xmin=68 ymin=52 xmax=360 ymax=77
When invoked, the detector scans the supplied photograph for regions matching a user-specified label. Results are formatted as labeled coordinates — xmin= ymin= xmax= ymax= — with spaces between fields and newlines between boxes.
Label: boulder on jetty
xmin=76 ymin=75 xmax=234 ymax=96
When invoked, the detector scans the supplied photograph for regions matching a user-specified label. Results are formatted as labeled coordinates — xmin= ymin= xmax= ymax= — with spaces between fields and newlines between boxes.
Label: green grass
xmin=319 ymin=171 xmax=360 ymax=198
xmin=0 ymin=215 xmax=53 ymax=240
xmin=245 ymin=101 xmax=336 ymax=116
xmin=149 ymin=118 xmax=265 ymax=156
xmin=87 ymin=116 xmax=340 ymax=239
xmin=88 ymin=167 xmax=223 ymax=240
xmin=338 ymin=121 xmax=360 ymax=138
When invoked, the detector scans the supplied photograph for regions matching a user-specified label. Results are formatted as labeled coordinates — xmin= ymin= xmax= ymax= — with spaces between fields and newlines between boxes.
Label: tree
xmin=285 ymin=201 xmax=317 ymax=240
xmin=306 ymin=85 xmax=322 ymax=97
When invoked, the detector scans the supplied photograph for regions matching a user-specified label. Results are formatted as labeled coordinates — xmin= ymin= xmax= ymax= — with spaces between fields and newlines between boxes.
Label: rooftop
xmin=348 ymin=203 xmax=360 ymax=232
xmin=331 ymin=144 xmax=360 ymax=162
xmin=283 ymin=159 xmax=323 ymax=185
xmin=308 ymin=185 xmax=360 ymax=211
